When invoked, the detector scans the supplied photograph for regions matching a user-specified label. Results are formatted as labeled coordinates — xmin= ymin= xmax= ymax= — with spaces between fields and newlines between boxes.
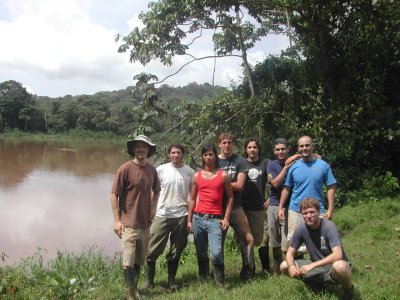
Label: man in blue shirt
xmin=267 ymin=138 xmax=300 ymax=274
xmin=278 ymin=136 xmax=336 ymax=251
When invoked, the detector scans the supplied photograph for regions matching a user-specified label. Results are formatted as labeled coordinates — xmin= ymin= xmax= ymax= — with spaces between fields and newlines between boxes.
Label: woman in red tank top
xmin=187 ymin=144 xmax=233 ymax=287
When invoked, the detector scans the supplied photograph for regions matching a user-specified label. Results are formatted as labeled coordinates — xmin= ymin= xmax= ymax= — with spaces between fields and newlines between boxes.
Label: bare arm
xmin=269 ymin=154 xmax=301 ymax=189
xmin=111 ymin=193 xmax=123 ymax=238
xmin=285 ymin=247 xmax=301 ymax=278
xmin=221 ymin=172 xmax=234 ymax=231
xmin=187 ymin=173 xmax=198 ymax=233
xmin=325 ymin=184 xmax=336 ymax=220
xmin=270 ymin=154 xmax=299 ymax=188
xmin=150 ymin=191 xmax=160 ymax=221
xmin=231 ymin=172 xmax=246 ymax=191
xmin=270 ymin=166 xmax=290 ymax=189
xmin=278 ymin=186 xmax=290 ymax=221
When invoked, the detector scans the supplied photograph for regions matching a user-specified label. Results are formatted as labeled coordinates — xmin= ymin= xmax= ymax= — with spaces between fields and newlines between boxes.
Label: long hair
xmin=243 ymin=137 xmax=262 ymax=158
xmin=201 ymin=144 xmax=219 ymax=168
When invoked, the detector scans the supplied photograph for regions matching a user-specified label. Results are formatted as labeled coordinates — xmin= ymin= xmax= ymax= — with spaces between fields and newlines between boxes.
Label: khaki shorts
xmin=267 ymin=206 xmax=288 ymax=251
xmin=244 ymin=210 xmax=266 ymax=246
xmin=229 ymin=207 xmax=253 ymax=242
xmin=287 ymin=210 xmax=304 ymax=243
xmin=296 ymin=259 xmax=352 ymax=285
xmin=121 ymin=227 xmax=150 ymax=267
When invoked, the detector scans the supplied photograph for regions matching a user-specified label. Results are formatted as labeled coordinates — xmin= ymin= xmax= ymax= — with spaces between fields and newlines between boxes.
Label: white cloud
xmin=127 ymin=14 xmax=144 ymax=31
xmin=0 ymin=0 xmax=290 ymax=97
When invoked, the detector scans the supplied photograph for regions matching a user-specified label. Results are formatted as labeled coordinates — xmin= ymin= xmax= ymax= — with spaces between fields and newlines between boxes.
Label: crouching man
xmin=280 ymin=198 xmax=354 ymax=299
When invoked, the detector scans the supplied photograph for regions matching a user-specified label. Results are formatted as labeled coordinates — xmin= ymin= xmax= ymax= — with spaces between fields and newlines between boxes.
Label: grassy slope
xmin=1 ymin=198 xmax=399 ymax=299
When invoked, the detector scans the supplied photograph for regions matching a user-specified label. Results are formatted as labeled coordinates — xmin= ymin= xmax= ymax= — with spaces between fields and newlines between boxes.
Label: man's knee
xmin=332 ymin=260 xmax=351 ymax=278
xmin=246 ymin=232 xmax=254 ymax=245
xmin=280 ymin=260 xmax=289 ymax=275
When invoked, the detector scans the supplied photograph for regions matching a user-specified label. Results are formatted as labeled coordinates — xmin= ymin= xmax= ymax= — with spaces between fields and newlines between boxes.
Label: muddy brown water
xmin=0 ymin=138 xmax=135 ymax=265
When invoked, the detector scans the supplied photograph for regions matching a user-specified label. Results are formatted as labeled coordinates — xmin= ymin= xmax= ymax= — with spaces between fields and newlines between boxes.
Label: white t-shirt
xmin=155 ymin=162 xmax=195 ymax=218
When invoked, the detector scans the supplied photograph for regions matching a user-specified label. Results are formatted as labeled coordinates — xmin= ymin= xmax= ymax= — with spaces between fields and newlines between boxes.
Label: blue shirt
xmin=284 ymin=158 xmax=336 ymax=213
xmin=267 ymin=159 xmax=288 ymax=207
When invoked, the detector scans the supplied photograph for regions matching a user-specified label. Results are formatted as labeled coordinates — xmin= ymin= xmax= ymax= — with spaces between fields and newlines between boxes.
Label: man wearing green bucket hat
xmin=111 ymin=135 xmax=161 ymax=300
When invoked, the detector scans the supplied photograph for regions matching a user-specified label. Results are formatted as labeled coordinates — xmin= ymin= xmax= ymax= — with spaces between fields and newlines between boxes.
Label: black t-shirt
xmin=241 ymin=158 xmax=270 ymax=211
xmin=219 ymin=154 xmax=248 ymax=209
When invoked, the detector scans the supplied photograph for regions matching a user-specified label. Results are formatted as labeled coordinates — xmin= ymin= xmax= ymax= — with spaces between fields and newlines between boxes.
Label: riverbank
xmin=1 ymin=196 xmax=399 ymax=299
xmin=0 ymin=129 xmax=126 ymax=143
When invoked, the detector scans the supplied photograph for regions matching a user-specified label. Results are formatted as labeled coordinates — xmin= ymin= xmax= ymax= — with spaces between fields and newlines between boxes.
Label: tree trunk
xmin=236 ymin=6 xmax=255 ymax=97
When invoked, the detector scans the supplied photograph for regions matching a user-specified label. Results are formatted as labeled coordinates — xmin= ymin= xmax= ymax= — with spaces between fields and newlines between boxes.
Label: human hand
xmin=285 ymin=154 xmax=301 ymax=167
xmin=324 ymin=210 xmax=333 ymax=220
xmin=187 ymin=221 xmax=193 ymax=234
xmin=263 ymin=198 xmax=270 ymax=209
xmin=288 ymin=264 xmax=301 ymax=278
xmin=278 ymin=208 xmax=285 ymax=221
xmin=220 ymin=218 xmax=230 ymax=231
xmin=299 ymin=263 xmax=315 ymax=275
xmin=113 ymin=221 xmax=124 ymax=238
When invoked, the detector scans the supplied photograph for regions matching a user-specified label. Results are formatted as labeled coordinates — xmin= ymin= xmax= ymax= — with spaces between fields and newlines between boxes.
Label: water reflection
xmin=0 ymin=138 xmax=131 ymax=265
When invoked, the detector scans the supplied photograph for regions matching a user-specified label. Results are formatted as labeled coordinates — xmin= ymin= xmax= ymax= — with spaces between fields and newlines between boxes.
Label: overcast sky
xmin=0 ymin=0 xmax=290 ymax=97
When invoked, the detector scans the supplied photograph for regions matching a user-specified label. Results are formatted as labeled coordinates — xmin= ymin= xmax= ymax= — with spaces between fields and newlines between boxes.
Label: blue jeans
xmin=193 ymin=214 xmax=225 ymax=265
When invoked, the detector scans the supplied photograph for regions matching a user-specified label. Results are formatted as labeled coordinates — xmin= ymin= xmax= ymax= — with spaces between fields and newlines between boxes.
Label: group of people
xmin=110 ymin=133 xmax=354 ymax=300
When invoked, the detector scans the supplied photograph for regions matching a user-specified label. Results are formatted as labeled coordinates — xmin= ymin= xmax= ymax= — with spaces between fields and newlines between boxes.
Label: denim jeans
xmin=193 ymin=214 xmax=225 ymax=265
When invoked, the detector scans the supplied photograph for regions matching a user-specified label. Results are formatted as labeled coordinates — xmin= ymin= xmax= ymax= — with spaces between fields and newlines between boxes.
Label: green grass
xmin=1 ymin=197 xmax=399 ymax=299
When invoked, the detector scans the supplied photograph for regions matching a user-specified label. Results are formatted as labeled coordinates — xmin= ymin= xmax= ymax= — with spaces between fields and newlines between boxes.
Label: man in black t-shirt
xmin=218 ymin=133 xmax=255 ymax=281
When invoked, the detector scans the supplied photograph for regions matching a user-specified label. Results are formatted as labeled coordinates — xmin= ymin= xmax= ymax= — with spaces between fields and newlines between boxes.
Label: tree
xmin=116 ymin=0 xmax=287 ymax=96
xmin=0 ymin=80 xmax=37 ymax=131
xmin=235 ymin=0 xmax=400 ymax=188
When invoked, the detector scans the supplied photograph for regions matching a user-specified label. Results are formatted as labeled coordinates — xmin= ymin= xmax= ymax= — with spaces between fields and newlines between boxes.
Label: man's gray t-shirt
xmin=290 ymin=219 xmax=349 ymax=263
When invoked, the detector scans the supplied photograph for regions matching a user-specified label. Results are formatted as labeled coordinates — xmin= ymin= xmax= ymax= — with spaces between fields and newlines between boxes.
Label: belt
xmin=194 ymin=212 xmax=222 ymax=220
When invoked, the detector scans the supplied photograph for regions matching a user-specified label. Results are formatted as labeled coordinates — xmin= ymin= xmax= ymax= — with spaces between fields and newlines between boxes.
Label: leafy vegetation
xmin=1 ymin=196 xmax=399 ymax=299
xmin=1 ymin=0 xmax=399 ymax=192
xmin=0 ymin=82 xmax=227 ymax=136
xmin=115 ymin=0 xmax=288 ymax=96
xmin=117 ymin=0 xmax=400 ymax=192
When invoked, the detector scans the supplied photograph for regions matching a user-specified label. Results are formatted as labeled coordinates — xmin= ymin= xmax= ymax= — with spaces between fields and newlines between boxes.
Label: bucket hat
xmin=127 ymin=135 xmax=156 ymax=158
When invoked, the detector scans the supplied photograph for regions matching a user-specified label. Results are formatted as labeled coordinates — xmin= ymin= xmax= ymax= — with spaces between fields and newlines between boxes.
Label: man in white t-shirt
xmin=144 ymin=143 xmax=195 ymax=290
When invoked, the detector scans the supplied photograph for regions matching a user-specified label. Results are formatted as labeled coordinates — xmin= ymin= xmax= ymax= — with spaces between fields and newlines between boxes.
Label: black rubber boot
xmin=258 ymin=246 xmax=271 ymax=274
xmin=272 ymin=247 xmax=283 ymax=275
xmin=198 ymin=258 xmax=209 ymax=281
xmin=213 ymin=263 xmax=225 ymax=288
xmin=144 ymin=260 xmax=155 ymax=289
xmin=167 ymin=260 xmax=179 ymax=290
xmin=124 ymin=268 xmax=134 ymax=300
xmin=239 ymin=264 xmax=254 ymax=281
xmin=124 ymin=267 xmax=140 ymax=300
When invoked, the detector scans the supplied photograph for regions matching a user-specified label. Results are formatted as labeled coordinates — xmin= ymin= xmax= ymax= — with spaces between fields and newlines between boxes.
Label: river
xmin=0 ymin=138 xmax=136 ymax=266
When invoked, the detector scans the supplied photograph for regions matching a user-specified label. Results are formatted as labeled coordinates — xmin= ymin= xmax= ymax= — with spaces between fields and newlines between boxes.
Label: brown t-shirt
xmin=111 ymin=160 xmax=161 ymax=228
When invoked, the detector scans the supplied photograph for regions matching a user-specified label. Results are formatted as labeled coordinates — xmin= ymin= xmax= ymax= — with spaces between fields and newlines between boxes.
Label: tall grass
xmin=1 ymin=197 xmax=399 ymax=299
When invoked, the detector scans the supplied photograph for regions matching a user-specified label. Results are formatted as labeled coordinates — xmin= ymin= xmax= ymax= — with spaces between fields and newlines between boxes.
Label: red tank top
xmin=194 ymin=169 xmax=224 ymax=215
